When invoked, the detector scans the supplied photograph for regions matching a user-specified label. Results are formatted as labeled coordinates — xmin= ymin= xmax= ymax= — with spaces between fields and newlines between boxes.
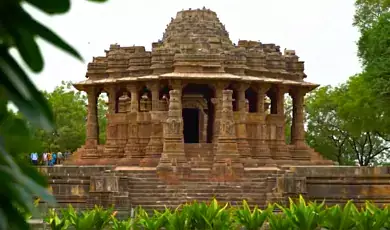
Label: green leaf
xmin=0 ymin=209 xmax=7 ymax=230
xmin=0 ymin=143 xmax=56 ymax=205
xmin=17 ymin=159 xmax=49 ymax=187
xmin=0 ymin=197 xmax=30 ymax=230
xmin=25 ymin=17 xmax=83 ymax=61
xmin=12 ymin=27 xmax=44 ymax=72
xmin=25 ymin=0 xmax=71 ymax=14
xmin=0 ymin=46 xmax=54 ymax=130
xmin=5 ymin=6 xmax=82 ymax=61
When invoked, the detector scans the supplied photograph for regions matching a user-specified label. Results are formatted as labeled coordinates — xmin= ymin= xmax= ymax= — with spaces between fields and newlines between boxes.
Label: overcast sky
xmin=18 ymin=0 xmax=362 ymax=92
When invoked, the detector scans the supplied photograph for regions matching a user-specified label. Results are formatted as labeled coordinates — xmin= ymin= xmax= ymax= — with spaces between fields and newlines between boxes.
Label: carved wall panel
xmin=117 ymin=123 xmax=128 ymax=151
xmin=269 ymin=125 xmax=277 ymax=140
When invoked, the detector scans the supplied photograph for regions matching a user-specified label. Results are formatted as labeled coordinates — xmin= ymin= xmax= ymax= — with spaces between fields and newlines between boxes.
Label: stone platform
xmin=38 ymin=165 xmax=390 ymax=214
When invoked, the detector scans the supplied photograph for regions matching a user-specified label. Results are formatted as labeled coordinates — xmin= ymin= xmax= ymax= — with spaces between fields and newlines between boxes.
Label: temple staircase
xmin=117 ymin=167 xmax=285 ymax=212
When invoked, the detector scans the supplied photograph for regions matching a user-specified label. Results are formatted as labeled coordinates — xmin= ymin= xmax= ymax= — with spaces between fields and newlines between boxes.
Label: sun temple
xmin=71 ymin=8 xmax=332 ymax=173
xmin=41 ymin=8 xmax=390 ymax=214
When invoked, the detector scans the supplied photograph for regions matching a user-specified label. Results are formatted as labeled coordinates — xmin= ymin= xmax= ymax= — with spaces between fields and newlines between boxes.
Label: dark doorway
xmin=182 ymin=108 xmax=199 ymax=143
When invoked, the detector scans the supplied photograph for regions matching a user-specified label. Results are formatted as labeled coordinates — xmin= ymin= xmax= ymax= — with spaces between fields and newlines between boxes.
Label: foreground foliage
xmin=45 ymin=197 xmax=390 ymax=230
xmin=0 ymin=0 xmax=108 ymax=229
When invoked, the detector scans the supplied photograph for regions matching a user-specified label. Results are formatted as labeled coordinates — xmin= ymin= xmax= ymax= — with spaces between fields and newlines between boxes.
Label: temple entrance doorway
xmin=182 ymin=108 xmax=200 ymax=143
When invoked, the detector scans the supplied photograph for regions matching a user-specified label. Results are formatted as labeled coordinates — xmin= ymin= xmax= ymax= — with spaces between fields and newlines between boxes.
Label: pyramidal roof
xmin=161 ymin=8 xmax=234 ymax=51
xmin=75 ymin=8 xmax=319 ymax=91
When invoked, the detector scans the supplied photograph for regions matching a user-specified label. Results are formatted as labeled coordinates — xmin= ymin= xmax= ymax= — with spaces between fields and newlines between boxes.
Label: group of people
xmin=30 ymin=151 xmax=71 ymax=166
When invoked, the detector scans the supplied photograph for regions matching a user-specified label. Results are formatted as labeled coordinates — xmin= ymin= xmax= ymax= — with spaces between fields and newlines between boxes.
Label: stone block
xmin=89 ymin=176 xmax=119 ymax=193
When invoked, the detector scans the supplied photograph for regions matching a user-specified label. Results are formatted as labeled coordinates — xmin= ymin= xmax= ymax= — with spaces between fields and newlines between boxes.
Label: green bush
xmin=44 ymin=196 xmax=390 ymax=229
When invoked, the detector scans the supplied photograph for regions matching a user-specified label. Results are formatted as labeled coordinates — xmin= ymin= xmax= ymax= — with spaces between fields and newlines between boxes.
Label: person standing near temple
xmin=47 ymin=152 xmax=53 ymax=166
xmin=42 ymin=152 xmax=48 ymax=166
xmin=52 ymin=152 xmax=57 ymax=165
xmin=30 ymin=152 xmax=38 ymax=165
xmin=57 ymin=151 xmax=63 ymax=164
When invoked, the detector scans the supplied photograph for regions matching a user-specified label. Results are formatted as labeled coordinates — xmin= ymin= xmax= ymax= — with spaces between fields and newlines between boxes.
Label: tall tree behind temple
xmin=353 ymin=0 xmax=389 ymax=31
xmin=32 ymin=81 xmax=107 ymax=153
xmin=354 ymin=0 xmax=390 ymax=138
xmin=305 ymin=84 xmax=390 ymax=166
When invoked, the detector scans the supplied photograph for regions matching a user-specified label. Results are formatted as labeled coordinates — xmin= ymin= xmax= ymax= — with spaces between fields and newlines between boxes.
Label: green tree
xmin=354 ymin=0 xmax=390 ymax=139
xmin=353 ymin=0 xmax=390 ymax=31
xmin=0 ymin=0 xmax=108 ymax=228
xmin=284 ymin=97 xmax=292 ymax=144
xmin=358 ymin=13 xmax=390 ymax=119
xmin=97 ymin=94 xmax=108 ymax=145
xmin=32 ymin=81 xmax=107 ymax=153
xmin=306 ymin=85 xmax=390 ymax=165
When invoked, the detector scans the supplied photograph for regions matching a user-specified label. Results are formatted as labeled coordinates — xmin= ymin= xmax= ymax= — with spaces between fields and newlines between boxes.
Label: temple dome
xmin=161 ymin=8 xmax=234 ymax=52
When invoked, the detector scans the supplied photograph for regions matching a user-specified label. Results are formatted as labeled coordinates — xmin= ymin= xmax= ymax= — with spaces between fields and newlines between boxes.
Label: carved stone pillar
xmin=104 ymin=85 xmax=119 ymax=158
xmin=86 ymin=87 xmax=99 ymax=146
xmin=290 ymin=88 xmax=311 ymax=161
xmin=143 ymin=81 xmax=164 ymax=166
xmin=157 ymin=87 xmax=189 ymax=176
xmin=122 ymin=84 xmax=141 ymax=165
xmin=212 ymin=82 xmax=228 ymax=145
xmin=107 ymin=86 xmax=117 ymax=114
xmin=271 ymin=85 xmax=291 ymax=162
xmin=234 ymin=83 xmax=252 ymax=166
xmin=83 ymin=86 xmax=100 ymax=159
xmin=212 ymin=90 xmax=244 ymax=178
xmin=253 ymin=84 xmax=274 ymax=166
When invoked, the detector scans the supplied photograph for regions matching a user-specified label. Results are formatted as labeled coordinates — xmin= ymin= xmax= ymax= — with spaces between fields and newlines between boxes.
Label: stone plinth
xmin=38 ymin=165 xmax=390 ymax=214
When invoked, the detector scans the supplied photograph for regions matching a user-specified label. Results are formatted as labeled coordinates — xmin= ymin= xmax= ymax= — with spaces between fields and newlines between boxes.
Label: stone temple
xmin=72 ymin=8 xmax=331 ymax=171
xmin=43 ymin=9 xmax=390 ymax=212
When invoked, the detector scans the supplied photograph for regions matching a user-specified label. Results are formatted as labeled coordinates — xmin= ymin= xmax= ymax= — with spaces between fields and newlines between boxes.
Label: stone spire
xmin=161 ymin=8 xmax=234 ymax=52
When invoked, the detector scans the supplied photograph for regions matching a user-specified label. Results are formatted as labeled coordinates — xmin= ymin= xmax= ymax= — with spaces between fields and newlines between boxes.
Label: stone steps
xmin=130 ymin=198 xmax=268 ymax=206
xmin=130 ymin=201 xmax=271 ymax=213
xmin=130 ymin=195 xmax=267 ymax=201
xmin=104 ymin=169 xmax=278 ymax=213
xmin=128 ymin=185 xmax=267 ymax=190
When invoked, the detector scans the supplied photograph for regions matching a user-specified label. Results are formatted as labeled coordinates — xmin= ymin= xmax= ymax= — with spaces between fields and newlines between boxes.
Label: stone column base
xmin=143 ymin=142 xmax=163 ymax=167
xmin=255 ymin=157 xmax=277 ymax=167
xmin=156 ymin=158 xmax=173 ymax=173
xmin=271 ymin=144 xmax=292 ymax=163
xmin=103 ymin=145 xmax=121 ymax=158
xmin=81 ymin=147 xmax=100 ymax=159
xmin=117 ymin=157 xmax=142 ymax=166
xmin=211 ymin=158 xmax=244 ymax=181
xmin=290 ymin=147 xmax=312 ymax=162
xmin=156 ymin=156 xmax=191 ymax=181
xmin=65 ymin=146 xmax=103 ymax=165
xmin=139 ymin=157 xmax=160 ymax=167
xmin=241 ymin=157 xmax=258 ymax=167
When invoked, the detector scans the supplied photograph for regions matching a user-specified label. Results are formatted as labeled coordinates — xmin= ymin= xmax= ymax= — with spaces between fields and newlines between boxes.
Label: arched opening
xmin=245 ymin=87 xmax=258 ymax=113
xmin=182 ymin=83 xmax=215 ymax=143
xmin=267 ymin=88 xmax=278 ymax=115
xmin=98 ymin=91 xmax=108 ymax=144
